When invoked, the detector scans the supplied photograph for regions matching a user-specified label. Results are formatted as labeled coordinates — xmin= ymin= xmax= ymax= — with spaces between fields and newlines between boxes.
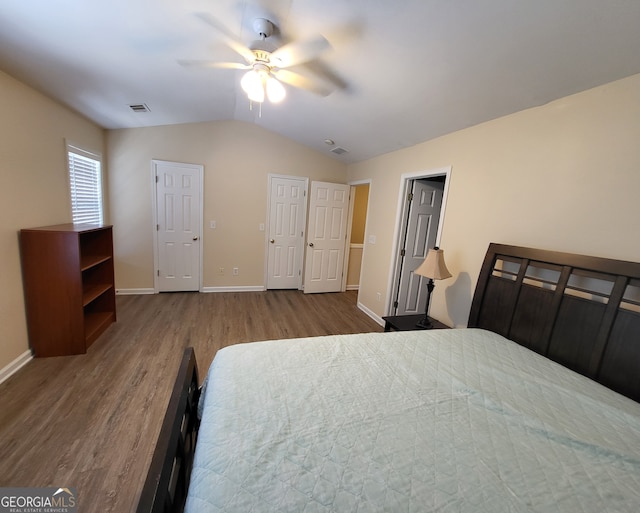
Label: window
xmin=67 ymin=143 xmax=103 ymax=225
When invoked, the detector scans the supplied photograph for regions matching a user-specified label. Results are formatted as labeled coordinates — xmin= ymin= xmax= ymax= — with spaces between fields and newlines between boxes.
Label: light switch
xmin=210 ymin=220 xmax=216 ymax=229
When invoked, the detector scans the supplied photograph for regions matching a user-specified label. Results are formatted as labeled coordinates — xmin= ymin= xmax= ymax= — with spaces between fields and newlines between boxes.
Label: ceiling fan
xmin=179 ymin=13 xmax=334 ymax=104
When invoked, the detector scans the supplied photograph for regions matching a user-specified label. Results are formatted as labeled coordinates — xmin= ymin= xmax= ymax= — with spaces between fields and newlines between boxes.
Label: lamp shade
xmin=415 ymin=248 xmax=452 ymax=280
xmin=266 ymin=76 xmax=286 ymax=102
xmin=241 ymin=70 xmax=265 ymax=103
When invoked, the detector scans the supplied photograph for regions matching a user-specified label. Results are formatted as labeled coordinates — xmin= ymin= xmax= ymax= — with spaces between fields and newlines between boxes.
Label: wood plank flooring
xmin=0 ymin=290 xmax=381 ymax=513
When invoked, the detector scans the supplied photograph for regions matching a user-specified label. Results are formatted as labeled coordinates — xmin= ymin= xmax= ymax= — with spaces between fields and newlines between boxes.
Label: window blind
xmin=67 ymin=146 xmax=103 ymax=225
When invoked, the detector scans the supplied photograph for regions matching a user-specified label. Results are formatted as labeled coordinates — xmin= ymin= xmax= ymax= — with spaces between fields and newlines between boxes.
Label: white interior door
xmin=153 ymin=160 xmax=202 ymax=292
xmin=304 ymin=181 xmax=350 ymax=294
xmin=394 ymin=179 xmax=444 ymax=314
xmin=266 ymin=176 xmax=307 ymax=289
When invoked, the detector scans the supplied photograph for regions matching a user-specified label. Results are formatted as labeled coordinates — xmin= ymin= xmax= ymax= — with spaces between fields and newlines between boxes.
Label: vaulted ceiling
xmin=2 ymin=0 xmax=640 ymax=163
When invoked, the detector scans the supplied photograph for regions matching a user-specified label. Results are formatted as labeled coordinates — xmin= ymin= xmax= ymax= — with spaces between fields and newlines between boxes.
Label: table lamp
xmin=414 ymin=247 xmax=452 ymax=328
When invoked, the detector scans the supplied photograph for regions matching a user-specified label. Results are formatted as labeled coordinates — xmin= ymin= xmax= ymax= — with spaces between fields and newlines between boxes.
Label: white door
xmin=394 ymin=179 xmax=444 ymax=314
xmin=153 ymin=160 xmax=202 ymax=292
xmin=304 ymin=181 xmax=350 ymax=294
xmin=266 ymin=176 xmax=307 ymax=289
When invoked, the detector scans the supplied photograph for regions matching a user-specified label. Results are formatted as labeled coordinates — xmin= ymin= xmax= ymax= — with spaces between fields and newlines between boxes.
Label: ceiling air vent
xmin=330 ymin=146 xmax=349 ymax=155
xmin=129 ymin=103 xmax=151 ymax=113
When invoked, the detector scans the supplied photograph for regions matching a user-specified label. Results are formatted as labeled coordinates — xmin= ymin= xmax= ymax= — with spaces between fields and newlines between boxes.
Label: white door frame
xmin=151 ymin=160 xmax=204 ymax=293
xmin=385 ymin=166 xmax=452 ymax=315
xmin=264 ymin=174 xmax=309 ymax=290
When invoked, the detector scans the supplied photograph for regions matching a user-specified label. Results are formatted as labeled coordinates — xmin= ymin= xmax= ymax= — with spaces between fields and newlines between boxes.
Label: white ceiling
xmin=2 ymin=0 xmax=640 ymax=164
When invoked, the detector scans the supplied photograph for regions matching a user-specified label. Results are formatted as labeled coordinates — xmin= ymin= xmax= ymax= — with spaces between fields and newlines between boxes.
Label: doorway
xmin=345 ymin=182 xmax=370 ymax=291
xmin=388 ymin=167 xmax=451 ymax=315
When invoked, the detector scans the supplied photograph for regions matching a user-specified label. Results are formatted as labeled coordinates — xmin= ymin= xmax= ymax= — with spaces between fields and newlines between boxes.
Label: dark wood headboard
xmin=468 ymin=243 xmax=640 ymax=402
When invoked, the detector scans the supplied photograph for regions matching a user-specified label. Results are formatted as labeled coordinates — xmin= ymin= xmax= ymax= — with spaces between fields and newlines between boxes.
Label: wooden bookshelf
xmin=20 ymin=223 xmax=116 ymax=357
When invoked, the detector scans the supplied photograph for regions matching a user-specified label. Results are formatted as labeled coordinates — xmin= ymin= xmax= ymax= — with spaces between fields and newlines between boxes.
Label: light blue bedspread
xmin=186 ymin=329 xmax=640 ymax=512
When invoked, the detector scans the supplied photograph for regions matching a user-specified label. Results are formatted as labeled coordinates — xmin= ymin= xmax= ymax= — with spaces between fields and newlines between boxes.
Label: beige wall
xmin=349 ymin=73 xmax=640 ymax=327
xmin=0 ymin=71 xmax=105 ymax=371
xmin=107 ymin=120 xmax=347 ymax=290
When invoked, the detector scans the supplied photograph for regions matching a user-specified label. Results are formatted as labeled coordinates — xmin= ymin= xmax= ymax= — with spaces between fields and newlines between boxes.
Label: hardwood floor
xmin=0 ymin=290 xmax=381 ymax=513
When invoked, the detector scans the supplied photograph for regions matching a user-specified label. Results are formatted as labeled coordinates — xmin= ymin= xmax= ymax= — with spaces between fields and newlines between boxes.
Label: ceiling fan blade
xmin=193 ymin=12 xmax=255 ymax=64
xmin=272 ymin=69 xmax=333 ymax=97
xmin=270 ymin=35 xmax=331 ymax=68
xmin=178 ymin=59 xmax=250 ymax=70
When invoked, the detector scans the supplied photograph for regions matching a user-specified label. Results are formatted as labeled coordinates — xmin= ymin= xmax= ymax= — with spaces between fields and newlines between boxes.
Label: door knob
xmin=193 ymin=236 xmax=199 ymax=241
xmin=270 ymin=239 xmax=275 ymax=243
xmin=309 ymin=242 xmax=314 ymax=247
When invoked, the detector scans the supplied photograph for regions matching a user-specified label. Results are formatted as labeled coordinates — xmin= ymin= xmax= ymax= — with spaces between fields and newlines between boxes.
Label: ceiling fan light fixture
xmin=266 ymin=76 xmax=286 ymax=103
xmin=241 ymin=70 xmax=264 ymax=102
xmin=186 ymin=15 xmax=335 ymax=109
xmin=241 ymin=68 xmax=285 ymax=104
xmin=248 ymin=85 xmax=265 ymax=103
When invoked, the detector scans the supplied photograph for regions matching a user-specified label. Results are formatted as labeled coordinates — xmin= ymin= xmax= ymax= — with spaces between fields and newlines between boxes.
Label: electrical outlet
xmin=232 ymin=267 xmax=239 ymax=276
xmin=376 ymin=292 xmax=382 ymax=302
xmin=218 ymin=267 xmax=224 ymax=275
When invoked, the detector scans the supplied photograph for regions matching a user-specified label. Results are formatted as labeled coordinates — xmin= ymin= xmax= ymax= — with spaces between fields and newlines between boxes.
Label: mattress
xmin=185 ymin=328 xmax=640 ymax=512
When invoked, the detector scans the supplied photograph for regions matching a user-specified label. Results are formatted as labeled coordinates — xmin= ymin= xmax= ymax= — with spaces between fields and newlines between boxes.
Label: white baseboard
xmin=0 ymin=350 xmax=33 ymax=386
xmin=116 ymin=288 xmax=155 ymax=295
xmin=357 ymin=301 xmax=384 ymax=327
xmin=202 ymin=286 xmax=266 ymax=293
xmin=117 ymin=286 xmax=268 ymax=295
xmin=346 ymin=285 xmax=360 ymax=291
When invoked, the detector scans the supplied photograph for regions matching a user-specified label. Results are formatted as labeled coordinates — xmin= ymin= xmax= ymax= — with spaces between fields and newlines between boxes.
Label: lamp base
xmin=415 ymin=316 xmax=433 ymax=329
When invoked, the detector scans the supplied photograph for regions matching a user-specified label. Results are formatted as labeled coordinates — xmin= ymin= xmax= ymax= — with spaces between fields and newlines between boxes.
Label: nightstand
xmin=382 ymin=314 xmax=449 ymax=332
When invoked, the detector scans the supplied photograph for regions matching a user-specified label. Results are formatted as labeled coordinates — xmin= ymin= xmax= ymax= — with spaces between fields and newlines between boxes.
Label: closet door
xmin=304 ymin=181 xmax=350 ymax=294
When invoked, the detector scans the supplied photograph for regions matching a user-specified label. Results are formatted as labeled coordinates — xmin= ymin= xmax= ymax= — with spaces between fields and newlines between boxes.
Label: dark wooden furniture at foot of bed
xmin=137 ymin=242 xmax=640 ymax=513
xmin=136 ymin=348 xmax=199 ymax=513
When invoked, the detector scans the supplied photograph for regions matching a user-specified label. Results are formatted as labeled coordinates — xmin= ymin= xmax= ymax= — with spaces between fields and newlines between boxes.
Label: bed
xmin=136 ymin=243 xmax=640 ymax=513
